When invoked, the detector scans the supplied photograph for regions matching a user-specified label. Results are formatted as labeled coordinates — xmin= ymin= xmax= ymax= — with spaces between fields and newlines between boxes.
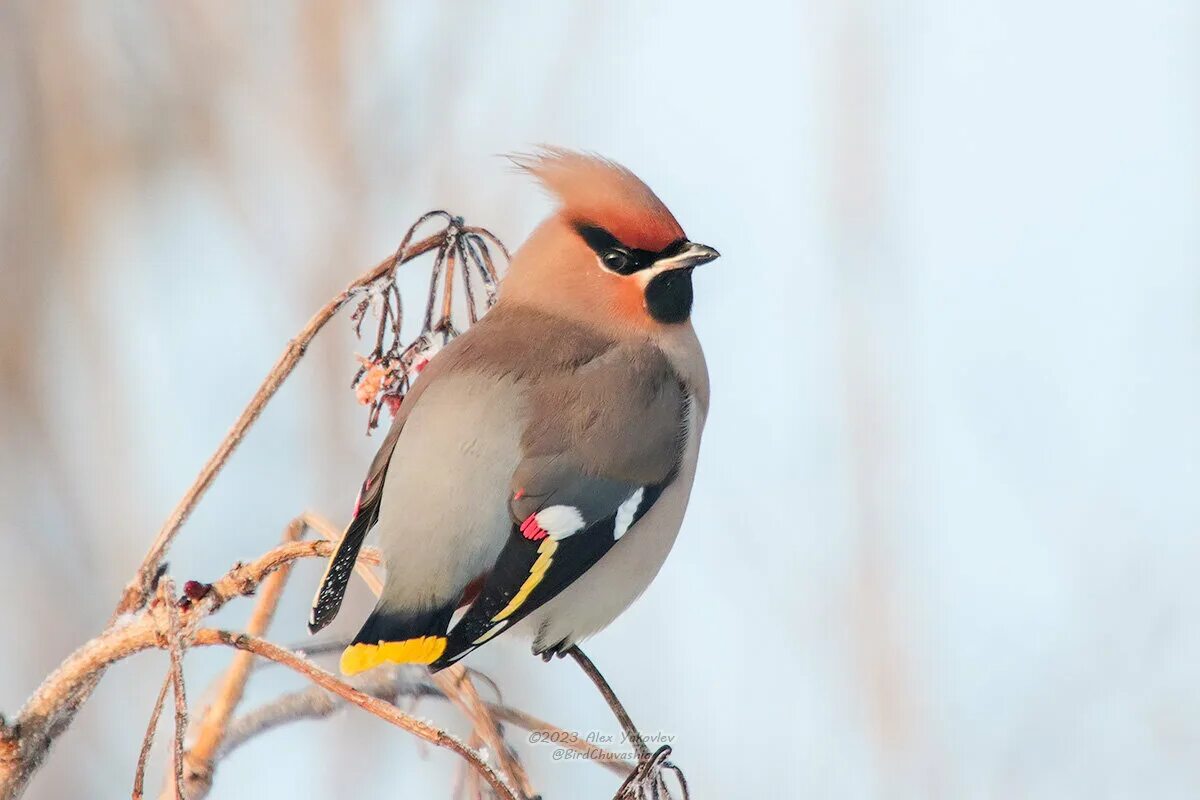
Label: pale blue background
xmin=1 ymin=2 xmax=1197 ymax=797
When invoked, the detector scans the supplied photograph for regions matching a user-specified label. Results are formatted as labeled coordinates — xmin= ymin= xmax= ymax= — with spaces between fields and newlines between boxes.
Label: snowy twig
xmin=348 ymin=214 xmax=506 ymax=432
xmin=216 ymin=667 xmax=440 ymax=760
xmin=302 ymin=510 xmax=535 ymax=799
xmin=568 ymin=647 xmax=688 ymax=799
xmin=200 ymin=664 xmax=635 ymax=779
xmin=0 ymin=539 xmax=375 ymax=798
xmin=0 ymin=207 xmax=661 ymax=800
xmin=438 ymin=667 xmax=535 ymax=800
xmin=131 ymin=672 xmax=172 ymax=800
xmin=117 ymin=218 xmax=476 ymax=617
xmin=484 ymin=704 xmax=634 ymax=777
xmin=567 ymin=647 xmax=650 ymax=762
xmin=187 ymin=631 xmax=518 ymax=800
xmin=161 ymin=579 xmax=189 ymax=799
xmin=172 ymin=518 xmax=306 ymax=799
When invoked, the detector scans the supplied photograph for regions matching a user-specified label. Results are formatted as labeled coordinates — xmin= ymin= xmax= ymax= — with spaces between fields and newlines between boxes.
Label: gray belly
xmin=521 ymin=395 xmax=706 ymax=651
xmin=374 ymin=373 xmax=524 ymax=612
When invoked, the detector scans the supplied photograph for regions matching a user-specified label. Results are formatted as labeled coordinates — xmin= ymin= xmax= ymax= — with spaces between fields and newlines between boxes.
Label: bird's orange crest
xmin=510 ymin=147 xmax=685 ymax=252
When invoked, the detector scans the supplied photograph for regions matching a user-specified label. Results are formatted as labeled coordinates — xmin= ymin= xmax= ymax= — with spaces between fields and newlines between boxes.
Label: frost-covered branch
xmin=0 ymin=209 xmax=673 ymax=800
xmin=170 ymin=519 xmax=305 ymax=799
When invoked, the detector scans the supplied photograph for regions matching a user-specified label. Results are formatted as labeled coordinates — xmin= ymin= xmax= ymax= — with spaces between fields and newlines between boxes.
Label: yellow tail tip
xmin=340 ymin=636 xmax=448 ymax=675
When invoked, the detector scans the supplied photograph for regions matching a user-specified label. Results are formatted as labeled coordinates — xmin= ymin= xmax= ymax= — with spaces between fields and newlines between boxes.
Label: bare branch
xmin=212 ymin=670 xmax=633 ymax=779
xmin=0 ymin=206 xmax=665 ymax=800
xmin=116 ymin=228 xmax=450 ymax=617
xmin=188 ymin=631 xmax=518 ymax=800
xmin=567 ymin=647 xmax=651 ymax=763
xmin=436 ymin=665 xmax=536 ymax=800
xmin=217 ymin=668 xmax=439 ymax=761
xmin=162 ymin=579 xmax=189 ymax=800
xmin=1 ymin=536 xmax=512 ymax=799
xmin=568 ymin=647 xmax=689 ymax=799
xmin=174 ymin=518 xmax=305 ymax=799
xmin=484 ymin=704 xmax=633 ymax=778
xmin=132 ymin=672 xmax=172 ymax=800
xmin=2 ymin=219 xmax=480 ymax=796
xmin=0 ymin=539 xmax=369 ymax=798
xmin=303 ymin=510 xmax=535 ymax=796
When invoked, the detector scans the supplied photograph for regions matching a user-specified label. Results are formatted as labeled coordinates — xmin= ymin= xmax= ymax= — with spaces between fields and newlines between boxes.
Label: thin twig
xmin=116 ymin=230 xmax=448 ymax=617
xmin=175 ymin=518 xmax=306 ymax=798
xmin=160 ymin=579 xmax=188 ymax=800
xmin=303 ymin=510 xmax=535 ymax=797
xmin=567 ymin=647 xmax=651 ymax=763
xmin=485 ymin=704 xmax=633 ymax=777
xmin=1 ymin=537 xmax=496 ymax=799
xmin=1 ymin=214 xmax=515 ymax=799
xmin=132 ymin=672 xmax=172 ymax=800
xmin=202 ymin=664 xmax=634 ymax=779
xmin=217 ymin=667 xmax=439 ymax=760
xmin=436 ymin=666 xmax=536 ymax=800
xmin=2 ymin=539 xmax=360 ymax=798
xmin=189 ymin=631 xmax=518 ymax=800
xmin=664 ymin=763 xmax=690 ymax=800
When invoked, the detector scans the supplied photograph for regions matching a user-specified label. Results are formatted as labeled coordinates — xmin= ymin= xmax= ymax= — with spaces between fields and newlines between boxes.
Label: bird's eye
xmin=601 ymin=250 xmax=633 ymax=273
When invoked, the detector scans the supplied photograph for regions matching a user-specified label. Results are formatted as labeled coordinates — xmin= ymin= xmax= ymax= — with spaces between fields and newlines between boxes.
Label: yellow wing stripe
xmin=493 ymin=538 xmax=558 ymax=622
xmin=340 ymin=636 xmax=447 ymax=675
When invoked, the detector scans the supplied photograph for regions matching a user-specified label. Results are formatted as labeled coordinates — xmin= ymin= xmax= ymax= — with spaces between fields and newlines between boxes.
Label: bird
xmin=309 ymin=148 xmax=719 ymax=675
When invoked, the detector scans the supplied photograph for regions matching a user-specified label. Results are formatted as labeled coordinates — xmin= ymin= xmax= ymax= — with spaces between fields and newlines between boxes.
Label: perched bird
xmin=309 ymin=149 xmax=718 ymax=674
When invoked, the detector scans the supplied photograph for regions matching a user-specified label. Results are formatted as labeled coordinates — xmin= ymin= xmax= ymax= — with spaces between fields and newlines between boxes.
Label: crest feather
xmin=510 ymin=147 xmax=685 ymax=251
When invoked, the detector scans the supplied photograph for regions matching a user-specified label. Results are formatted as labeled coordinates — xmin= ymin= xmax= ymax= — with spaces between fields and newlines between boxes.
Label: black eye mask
xmin=573 ymin=223 xmax=687 ymax=275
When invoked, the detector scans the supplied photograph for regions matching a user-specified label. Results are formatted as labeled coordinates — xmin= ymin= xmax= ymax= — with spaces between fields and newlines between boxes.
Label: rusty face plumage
xmin=510 ymin=147 xmax=685 ymax=252
xmin=502 ymin=148 xmax=719 ymax=331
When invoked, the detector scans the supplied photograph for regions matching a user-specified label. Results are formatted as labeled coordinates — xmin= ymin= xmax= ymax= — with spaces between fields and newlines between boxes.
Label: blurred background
xmin=1 ymin=2 xmax=1198 ymax=798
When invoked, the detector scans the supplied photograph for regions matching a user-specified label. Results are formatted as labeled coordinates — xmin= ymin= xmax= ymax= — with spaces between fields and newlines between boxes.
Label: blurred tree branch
xmin=172 ymin=519 xmax=305 ymax=799
xmin=115 ymin=226 xmax=449 ymax=619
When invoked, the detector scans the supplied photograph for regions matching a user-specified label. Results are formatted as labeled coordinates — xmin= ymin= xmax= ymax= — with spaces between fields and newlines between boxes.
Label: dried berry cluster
xmin=349 ymin=211 xmax=507 ymax=432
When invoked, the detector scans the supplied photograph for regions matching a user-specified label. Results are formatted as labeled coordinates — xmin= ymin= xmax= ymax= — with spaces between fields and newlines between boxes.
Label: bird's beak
xmin=653 ymin=241 xmax=721 ymax=271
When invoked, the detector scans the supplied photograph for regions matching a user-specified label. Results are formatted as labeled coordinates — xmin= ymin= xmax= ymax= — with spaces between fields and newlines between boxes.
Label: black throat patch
xmin=644 ymin=268 xmax=694 ymax=324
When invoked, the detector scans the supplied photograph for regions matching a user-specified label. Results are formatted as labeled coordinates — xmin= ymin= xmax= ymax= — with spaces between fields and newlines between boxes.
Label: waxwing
xmin=309 ymin=148 xmax=719 ymax=674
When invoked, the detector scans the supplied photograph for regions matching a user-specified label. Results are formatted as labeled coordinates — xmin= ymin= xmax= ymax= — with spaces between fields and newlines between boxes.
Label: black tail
xmin=351 ymin=604 xmax=454 ymax=646
xmin=340 ymin=602 xmax=456 ymax=675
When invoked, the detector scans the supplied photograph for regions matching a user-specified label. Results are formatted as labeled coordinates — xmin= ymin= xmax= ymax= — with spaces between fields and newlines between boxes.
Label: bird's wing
xmin=308 ymin=371 xmax=437 ymax=633
xmin=431 ymin=344 xmax=689 ymax=667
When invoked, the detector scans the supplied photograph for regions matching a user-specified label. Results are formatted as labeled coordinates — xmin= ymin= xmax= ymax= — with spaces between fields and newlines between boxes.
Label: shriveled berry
xmin=183 ymin=580 xmax=210 ymax=600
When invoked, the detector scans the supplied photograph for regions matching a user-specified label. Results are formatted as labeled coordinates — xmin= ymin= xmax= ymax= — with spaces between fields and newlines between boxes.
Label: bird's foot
xmin=615 ymin=745 xmax=688 ymax=800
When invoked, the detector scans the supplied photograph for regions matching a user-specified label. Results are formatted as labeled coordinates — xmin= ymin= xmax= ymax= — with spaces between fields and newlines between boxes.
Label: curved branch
xmin=1 ymin=539 xmax=379 ymax=798
xmin=211 ymin=668 xmax=634 ymax=780
xmin=116 ymin=230 xmax=448 ymax=617
xmin=216 ymin=668 xmax=441 ymax=762
xmin=1 ymin=214 xmax=514 ymax=799
xmin=189 ymin=631 xmax=517 ymax=800
xmin=176 ymin=519 xmax=305 ymax=798
xmin=131 ymin=672 xmax=172 ymax=799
